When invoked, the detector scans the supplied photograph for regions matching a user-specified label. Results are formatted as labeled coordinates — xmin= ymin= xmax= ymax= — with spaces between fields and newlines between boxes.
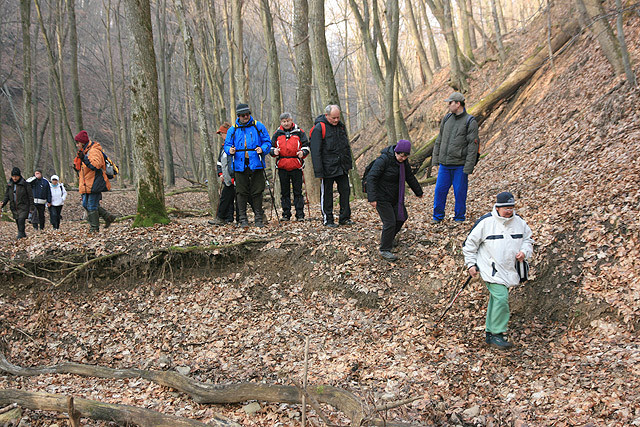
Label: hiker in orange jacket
xmin=73 ymin=130 xmax=116 ymax=232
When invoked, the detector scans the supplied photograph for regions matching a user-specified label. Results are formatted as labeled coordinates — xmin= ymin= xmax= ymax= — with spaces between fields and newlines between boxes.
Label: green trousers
xmin=486 ymin=282 xmax=510 ymax=334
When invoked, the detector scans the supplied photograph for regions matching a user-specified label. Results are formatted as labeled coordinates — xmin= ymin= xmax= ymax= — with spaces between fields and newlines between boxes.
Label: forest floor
xmin=0 ymin=180 xmax=638 ymax=426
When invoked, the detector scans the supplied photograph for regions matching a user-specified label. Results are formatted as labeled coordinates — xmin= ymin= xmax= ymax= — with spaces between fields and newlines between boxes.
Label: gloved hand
xmin=77 ymin=150 xmax=85 ymax=160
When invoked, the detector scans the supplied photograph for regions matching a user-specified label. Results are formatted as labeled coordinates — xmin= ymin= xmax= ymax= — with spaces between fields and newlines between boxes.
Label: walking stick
xmin=434 ymin=275 xmax=473 ymax=328
xmin=301 ymin=169 xmax=312 ymax=220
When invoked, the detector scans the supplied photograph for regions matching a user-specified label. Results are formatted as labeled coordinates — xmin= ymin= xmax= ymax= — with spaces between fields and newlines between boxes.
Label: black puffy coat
xmin=309 ymin=115 xmax=352 ymax=178
xmin=2 ymin=177 xmax=34 ymax=220
xmin=366 ymin=145 xmax=423 ymax=203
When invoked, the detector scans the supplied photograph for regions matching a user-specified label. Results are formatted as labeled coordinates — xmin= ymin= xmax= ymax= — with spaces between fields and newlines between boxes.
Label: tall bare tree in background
xmin=123 ymin=0 xmax=169 ymax=226
xmin=405 ymin=0 xmax=433 ymax=85
xmin=20 ymin=0 xmax=35 ymax=172
xmin=259 ymin=0 xmax=283 ymax=130
xmin=232 ymin=0 xmax=248 ymax=103
xmin=156 ymin=0 xmax=176 ymax=186
xmin=174 ymin=0 xmax=220 ymax=213
xmin=67 ymin=0 xmax=83 ymax=130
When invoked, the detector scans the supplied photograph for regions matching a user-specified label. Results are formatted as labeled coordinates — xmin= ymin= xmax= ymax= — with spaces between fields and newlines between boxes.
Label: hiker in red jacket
xmin=270 ymin=113 xmax=310 ymax=221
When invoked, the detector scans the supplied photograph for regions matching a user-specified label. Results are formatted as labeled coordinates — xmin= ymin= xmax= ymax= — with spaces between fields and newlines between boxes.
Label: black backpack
xmin=361 ymin=158 xmax=378 ymax=193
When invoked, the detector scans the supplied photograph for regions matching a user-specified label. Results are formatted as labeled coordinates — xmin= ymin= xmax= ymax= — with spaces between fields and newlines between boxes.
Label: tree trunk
xmin=575 ymin=0 xmax=625 ymax=76
xmin=405 ymin=0 xmax=433 ymax=85
xmin=202 ymin=0 xmax=228 ymax=123
xmin=259 ymin=0 xmax=283 ymax=130
xmin=174 ymin=0 xmax=220 ymax=212
xmin=309 ymin=0 xmax=341 ymax=107
xmin=459 ymin=0 xmax=475 ymax=62
xmin=123 ymin=0 xmax=169 ymax=227
xmin=156 ymin=0 xmax=176 ymax=187
xmin=67 ymin=0 xmax=83 ymax=130
xmin=490 ymin=0 xmax=506 ymax=63
xmin=20 ymin=0 xmax=35 ymax=172
xmin=0 ymin=102 xmax=5 ymax=199
xmin=293 ymin=0 xmax=320 ymax=205
xmin=426 ymin=0 xmax=467 ymax=91
xmin=115 ymin=0 xmax=133 ymax=184
xmin=223 ymin=2 xmax=237 ymax=111
xmin=614 ymin=0 xmax=637 ymax=87
xmin=467 ymin=0 xmax=478 ymax=49
xmin=384 ymin=0 xmax=400 ymax=145
xmin=232 ymin=0 xmax=247 ymax=103
xmin=420 ymin=0 xmax=442 ymax=70
xmin=105 ymin=0 xmax=124 ymax=184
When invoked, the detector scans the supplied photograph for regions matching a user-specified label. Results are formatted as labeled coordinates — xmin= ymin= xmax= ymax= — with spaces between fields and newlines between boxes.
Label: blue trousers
xmin=82 ymin=193 xmax=102 ymax=212
xmin=433 ymin=165 xmax=468 ymax=221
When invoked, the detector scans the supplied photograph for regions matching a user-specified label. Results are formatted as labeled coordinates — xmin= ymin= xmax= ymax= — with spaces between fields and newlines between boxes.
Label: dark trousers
xmin=16 ymin=218 xmax=27 ymax=238
xmin=375 ymin=201 xmax=405 ymax=251
xmin=33 ymin=203 xmax=46 ymax=230
xmin=49 ymin=205 xmax=63 ymax=229
xmin=278 ymin=169 xmax=304 ymax=219
xmin=320 ymin=174 xmax=351 ymax=224
xmin=216 ymin=184 xmax=235 ymax=222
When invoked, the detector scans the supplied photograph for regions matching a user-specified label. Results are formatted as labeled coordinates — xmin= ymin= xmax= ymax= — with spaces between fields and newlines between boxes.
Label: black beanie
xmin=495 ymin=191 xmax=516 ymax=207
xmin=236 ymin=103 xmax=251 ymax=115
xmin=11 ymin=167 xmax=21 ymax=177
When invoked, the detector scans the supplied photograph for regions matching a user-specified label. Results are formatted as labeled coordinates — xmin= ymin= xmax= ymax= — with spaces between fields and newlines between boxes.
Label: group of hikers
xmin=1 ymin=92 xmax=533 ymax=349
xmin=1 ymin=130 xmax=117 ymax=237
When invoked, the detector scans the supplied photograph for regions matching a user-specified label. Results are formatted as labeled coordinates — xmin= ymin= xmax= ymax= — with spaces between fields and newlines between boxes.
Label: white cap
xmin=51 ymin=175 xmax=59 ymax=181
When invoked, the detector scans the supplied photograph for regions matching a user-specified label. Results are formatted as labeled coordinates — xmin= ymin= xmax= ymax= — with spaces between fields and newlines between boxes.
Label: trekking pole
xmin=261 ymin=157 xmax=280 ymax=223
xmin=301 ymin=169 xmax=312 ymax=220
xmin=433 ymin=275 xmax=473 ymax=328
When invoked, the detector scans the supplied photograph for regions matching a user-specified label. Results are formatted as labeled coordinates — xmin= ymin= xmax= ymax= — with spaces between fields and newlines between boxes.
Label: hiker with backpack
xmin=270 ymin=112 xmax=310 ymax=222
xmin=28 ymin=169 xmax=52 ymax=230
xmin=462 ymin=191 xmax=534 ymax=349
xmin=309 ymin=105 xmax=353 ymax=227
xmin=366 ymin=140 xmax=423 ymax=261
xmin=431 ymin=92 xmax=479 ymax=224
xmin=209 ymin=122 xmax=236 ymax=225
xmin=1 ymin=167 xmax=34 ymax=239
xmin=73 ymin=130 xmax=116 ymax=232
xmin=48 ymin=174 xmax=67 ymax=230
xmin=224 ymin=103 xmax=272 ymax=228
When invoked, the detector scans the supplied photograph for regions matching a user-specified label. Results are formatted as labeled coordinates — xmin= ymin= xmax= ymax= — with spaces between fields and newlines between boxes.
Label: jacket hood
xmin=381 ymin=145 xmax=397 ymax=156
xmin=7 ymin=177 xmax=26 ymax=185
xmin=491 ymin=205 xmax=516 ymax=223
xmin=84 ymin=140 xmax=104 ymax=152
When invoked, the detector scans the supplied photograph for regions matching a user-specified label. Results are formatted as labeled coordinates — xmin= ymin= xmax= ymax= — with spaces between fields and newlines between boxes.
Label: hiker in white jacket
xmin=463 ymin=191 xmax=534 ymax=349
xmin=49 ymin=175 xmax=67 ymax=230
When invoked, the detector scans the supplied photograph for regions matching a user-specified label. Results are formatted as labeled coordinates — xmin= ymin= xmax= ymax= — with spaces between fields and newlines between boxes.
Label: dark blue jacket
xmin=30 ymin=177 xmax=52 ymax=204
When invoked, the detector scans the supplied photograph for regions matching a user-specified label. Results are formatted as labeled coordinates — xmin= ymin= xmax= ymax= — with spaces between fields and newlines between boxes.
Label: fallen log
xmin=0 ymin=389 xmax=238 ymax=427
xmin=411 ymin=18 xmax=582 ymax=173
xmin=0 ymin=351 xmax=421 ymax=426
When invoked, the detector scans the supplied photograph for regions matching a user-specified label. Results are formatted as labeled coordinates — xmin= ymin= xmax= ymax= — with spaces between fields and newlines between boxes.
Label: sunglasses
xmin=396 ymin=152 xmax=410 ymax=157
xmin=237 ymin=113 xmax=250 ymax=118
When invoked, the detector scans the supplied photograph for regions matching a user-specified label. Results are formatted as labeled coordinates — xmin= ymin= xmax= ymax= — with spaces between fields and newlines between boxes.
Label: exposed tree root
xmin=0 ymin=389 xmax=238 ymax=427
xmin=0 ymin=351 xmax=421 ymax=426
xmin=166 ymin=187 xmax=209 ymax=197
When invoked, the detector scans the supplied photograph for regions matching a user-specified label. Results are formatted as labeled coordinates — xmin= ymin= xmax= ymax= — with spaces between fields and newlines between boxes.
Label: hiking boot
xmin=208 ymin=217 xmax=226 ymax=226
xmin=487 ymin=333 xmax=513 ymax=349
xmin=281 ymin=216 xmax=291 ymax=222
xmin=380 ymin=250 xmax=398 ymax=261
xmin=431 ymin=219 xmax=441 ymax=225
xmin=99 ymin=207 xmax=116 ymax=228
xmin=87 ymin=210 xmax=100 ymax=233
xmin=339 ymin=219 xmax=354 ymax=226
xmin=296 ymin=217 xmax=305 ymax=222
xmin=325 ymin=222 xmax=338 ymax=228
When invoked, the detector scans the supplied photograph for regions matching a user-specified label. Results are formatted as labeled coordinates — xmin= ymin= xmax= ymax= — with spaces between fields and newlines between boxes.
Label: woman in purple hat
xmin=366 ymin=140 xmax=423 ymax=261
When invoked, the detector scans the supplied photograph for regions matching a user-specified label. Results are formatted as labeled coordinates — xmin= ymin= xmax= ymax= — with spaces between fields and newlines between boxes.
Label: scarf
xmin=397 ymin=161 xmax=406 ymax=221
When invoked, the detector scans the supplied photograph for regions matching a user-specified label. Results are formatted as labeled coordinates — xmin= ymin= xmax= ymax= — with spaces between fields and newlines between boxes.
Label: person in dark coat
xmin=367 ymin=140 xmax=423 ymax=261
xmin=209 ymin=122 xmax=235 ymax=225
xmin=309 ymin=105 xmax=353 ymax=227
xmin=1 ymin=167 xmax=35 ymax=239
xmin=28 ymin=169 xmax=52 ymax=230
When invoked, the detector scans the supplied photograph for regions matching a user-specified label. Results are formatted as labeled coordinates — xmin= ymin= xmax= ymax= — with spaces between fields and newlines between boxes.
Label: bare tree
xmin=123 ymin=0 xmax=169 ymax=226
xmin=259 ymin=0 xmax=283 ymax=130
xmin=174 ymin=0 xmax=220 ymax=212
xmin=67 ymin=0 xmax=83 ymax=130
xmin=490 ymin=0 xmax=506 ymax=63
xmin=405 ymin=0 xmax=433 ymax=85
xmin=20 ymin=0 xmax=35 ymax=172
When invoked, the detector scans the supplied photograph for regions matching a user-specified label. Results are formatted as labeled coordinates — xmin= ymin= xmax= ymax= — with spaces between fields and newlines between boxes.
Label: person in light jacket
xmin=462 ymin=191 xmax=534 ymax=349
xmin=48 ymin=174 xmax=67 ymax=230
